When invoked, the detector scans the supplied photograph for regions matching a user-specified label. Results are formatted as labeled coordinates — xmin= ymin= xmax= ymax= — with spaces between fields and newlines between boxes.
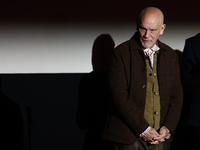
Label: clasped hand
xmin=141 ymin=126 xmax=170 ymax=145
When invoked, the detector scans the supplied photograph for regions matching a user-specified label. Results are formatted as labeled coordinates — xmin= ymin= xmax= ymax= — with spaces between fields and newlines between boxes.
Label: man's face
xmin=138 ymin=15 xmax=166 ymax=49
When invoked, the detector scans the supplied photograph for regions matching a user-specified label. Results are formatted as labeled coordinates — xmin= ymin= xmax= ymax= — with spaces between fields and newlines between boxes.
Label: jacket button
xmin=149 ymin=73 xmax=152 ymax=76
xmin=140 ymin=102 xmax=145 ymax=106
xmin=142 ymin=85 xmax=146 ymax=88
xmin=154 ymin=111 xmax=158 ymax=114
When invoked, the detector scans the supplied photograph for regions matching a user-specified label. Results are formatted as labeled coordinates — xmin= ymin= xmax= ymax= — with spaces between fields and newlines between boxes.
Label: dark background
xmin=1 ymin=74 xmax=86 ymax=150
xmin=1 ymin=0 xmax=200 ymax=23
xmin=0 ymin=0 xmax=199 ymax=149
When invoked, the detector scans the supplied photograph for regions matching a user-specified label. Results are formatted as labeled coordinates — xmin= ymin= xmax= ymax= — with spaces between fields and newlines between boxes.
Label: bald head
xmin=138 ymin=7 xmax=164 ymax=27
xmin=137 ymin=7 xmax=166 ymax=49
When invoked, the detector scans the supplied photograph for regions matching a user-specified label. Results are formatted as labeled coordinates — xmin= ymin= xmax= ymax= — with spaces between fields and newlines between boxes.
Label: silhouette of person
xmin=182 ymin=33 xmax=200 ymax=149
xmin=76 ymin=34 xmax=115 ymax=150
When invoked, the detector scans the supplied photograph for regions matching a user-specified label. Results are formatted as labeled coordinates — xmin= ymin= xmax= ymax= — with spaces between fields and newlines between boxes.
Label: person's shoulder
xmin=193 ymin=33 xmax=200 ymax=44
xmin=114 ymin=32 xmax=140 ymax=53
xmin=115 ymin=39 xmax=132 ymax=48
xmin=113 ymin=39 xmax=132 ymax=52
xmin=195 ymin=33 xmax=200 ymax=39
xmin=158 ymin=40 xmax=178 ymax=58
xmin=158 ymin=40 xmax=173 ymax=51
xmin=186 ymin=33 xmax=200 ymax=44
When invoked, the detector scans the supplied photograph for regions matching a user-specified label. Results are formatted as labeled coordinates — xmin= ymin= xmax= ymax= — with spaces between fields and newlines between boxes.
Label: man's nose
xmin=144 ymin=30 xmax=150 ymax=38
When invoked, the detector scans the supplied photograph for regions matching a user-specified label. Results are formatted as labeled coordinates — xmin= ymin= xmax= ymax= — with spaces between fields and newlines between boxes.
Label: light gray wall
xmin=0 ymin=22 xmax=199 ymax=73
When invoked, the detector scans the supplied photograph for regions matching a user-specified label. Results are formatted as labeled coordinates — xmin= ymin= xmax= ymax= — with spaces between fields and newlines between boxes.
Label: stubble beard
xmin=140 ymin=39 xmax=154 ymax=49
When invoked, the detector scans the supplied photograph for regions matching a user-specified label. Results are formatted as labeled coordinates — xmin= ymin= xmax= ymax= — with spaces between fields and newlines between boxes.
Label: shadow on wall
xmin=76 ymin=34 xmax=115 ymax=150
xmin=0 ymin=90 xmax=24 ymax=150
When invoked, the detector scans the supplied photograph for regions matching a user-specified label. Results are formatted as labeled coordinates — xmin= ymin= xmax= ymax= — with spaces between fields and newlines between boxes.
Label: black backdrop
xmin=0 ymin=74 xmax=86 ymax=150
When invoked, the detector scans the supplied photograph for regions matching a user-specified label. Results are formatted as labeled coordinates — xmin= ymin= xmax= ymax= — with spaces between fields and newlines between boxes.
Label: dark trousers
xmin=113 ymin=138 xmax=170 ymax=150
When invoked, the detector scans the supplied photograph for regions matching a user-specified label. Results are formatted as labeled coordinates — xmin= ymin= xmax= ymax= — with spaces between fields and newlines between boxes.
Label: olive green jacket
xmin=103 ymin=33 xmax=183 ymax=144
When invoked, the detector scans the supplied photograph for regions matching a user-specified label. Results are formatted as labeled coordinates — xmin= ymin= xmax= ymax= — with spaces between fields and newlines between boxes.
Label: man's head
xmin=137 ymin=7 xmax=166 ymax=49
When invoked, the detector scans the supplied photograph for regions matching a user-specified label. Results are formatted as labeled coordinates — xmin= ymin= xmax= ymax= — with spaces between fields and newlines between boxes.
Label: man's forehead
xmin=139 ymin=8 xmax=164 ymax=25
xmin=141 ymin=19 xmax=160 ymax=28
xmin=140 ymin=14 xmax=162 ymax=26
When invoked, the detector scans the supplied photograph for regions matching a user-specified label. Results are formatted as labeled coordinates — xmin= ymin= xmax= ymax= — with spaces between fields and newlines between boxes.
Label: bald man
xmin=103 ymin=7 xmax=183 ymax=150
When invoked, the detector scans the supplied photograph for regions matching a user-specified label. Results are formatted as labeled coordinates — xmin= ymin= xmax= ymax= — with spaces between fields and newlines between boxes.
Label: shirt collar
xmin=144 ymin=44 xmax=160 ymax=52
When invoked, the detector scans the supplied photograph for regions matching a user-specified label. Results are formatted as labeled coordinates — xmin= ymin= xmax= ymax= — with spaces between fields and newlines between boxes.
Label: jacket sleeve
xmin=108 ymin=46 xmax=149 ymax=136
xmin=182 ymin=38 xmax=200 ymax=93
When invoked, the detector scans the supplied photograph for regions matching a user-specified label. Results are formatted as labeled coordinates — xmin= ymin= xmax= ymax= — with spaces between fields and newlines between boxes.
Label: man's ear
xmin=159 ymin=24 xmax=166 ymax=35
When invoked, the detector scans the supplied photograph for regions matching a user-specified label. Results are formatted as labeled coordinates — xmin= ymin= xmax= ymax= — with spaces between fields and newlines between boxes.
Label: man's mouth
xmin=142 ymin=39 xmax=151 ymax=43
